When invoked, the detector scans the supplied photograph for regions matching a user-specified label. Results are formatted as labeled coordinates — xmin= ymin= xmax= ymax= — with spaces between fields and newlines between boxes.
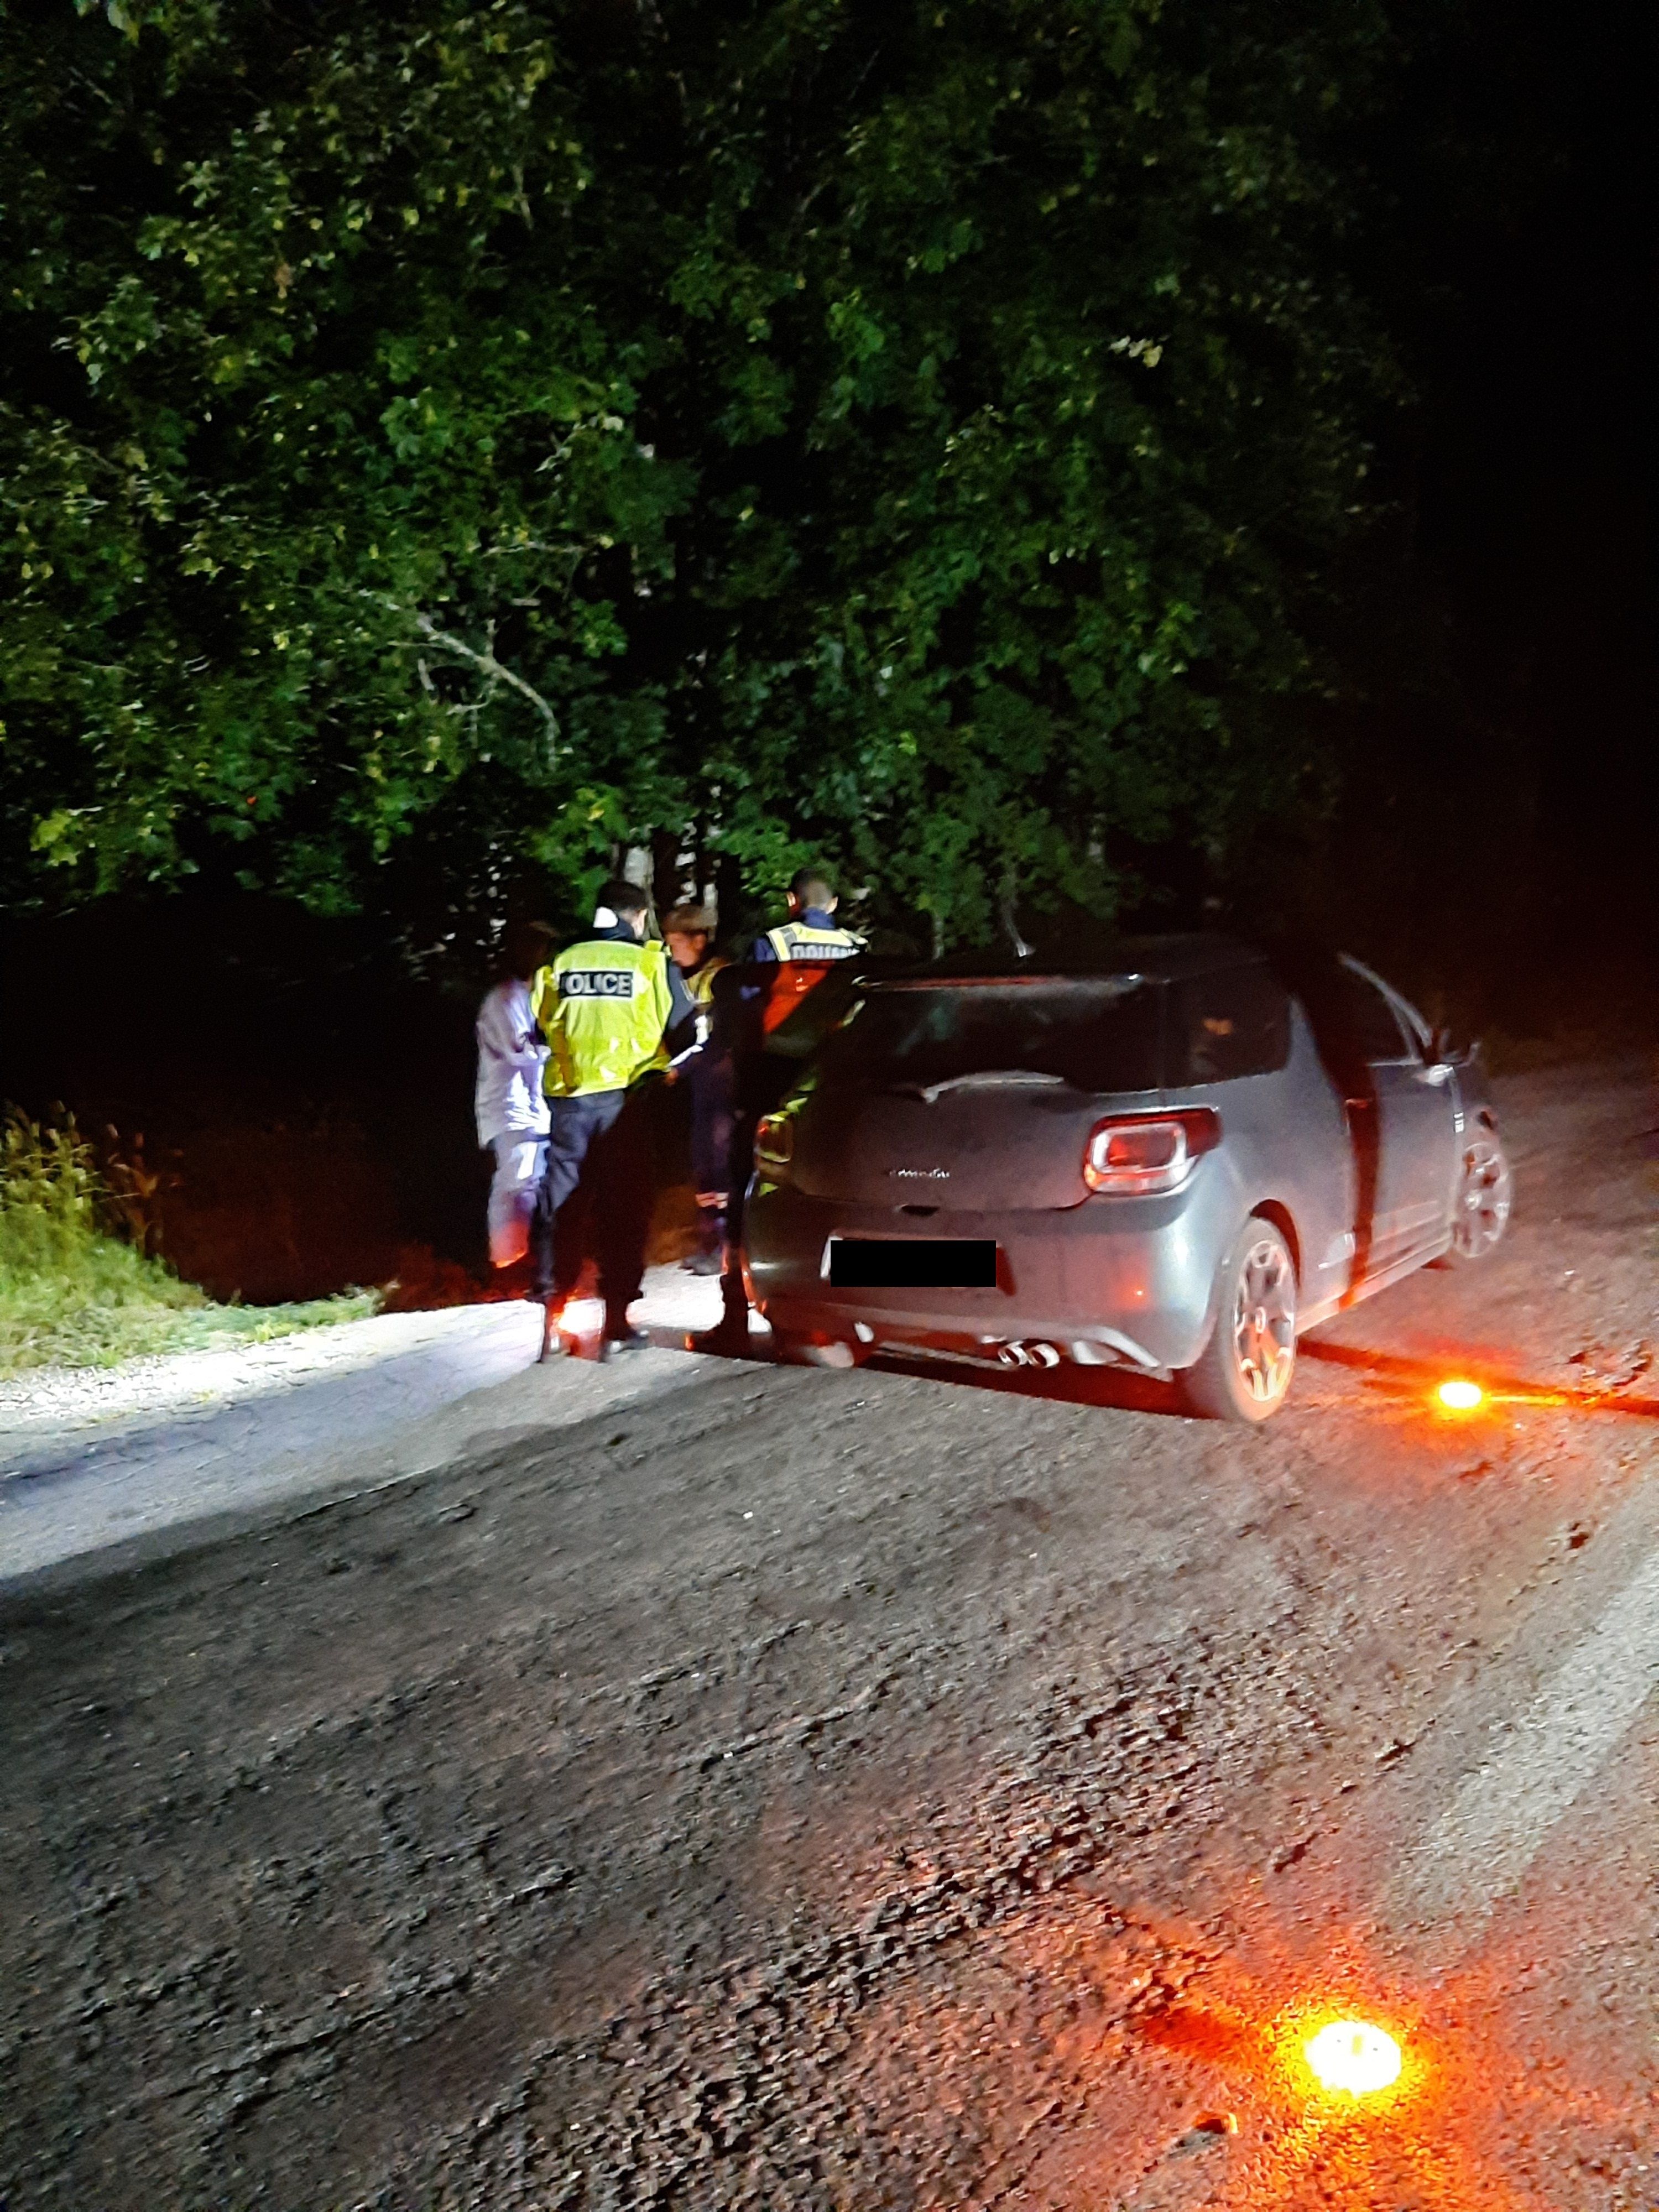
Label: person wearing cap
xmin=528 ymin=880 xmax=695 ymax=1358
xmin=474 ymin=921 xmax=552 ymax=1274
xmin=662 ymin=904 xmax=731 ymax=1276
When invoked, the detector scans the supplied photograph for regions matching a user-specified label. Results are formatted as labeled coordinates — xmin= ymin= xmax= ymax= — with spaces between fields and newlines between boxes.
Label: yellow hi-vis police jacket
xmin=532 ymin=937 xmax=674 ymax=1098
xmin=764 ymin=919 xmax=861 ymax=962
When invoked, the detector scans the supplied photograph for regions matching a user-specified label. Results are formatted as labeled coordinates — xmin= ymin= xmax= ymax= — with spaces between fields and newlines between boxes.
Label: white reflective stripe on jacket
xmin=764 ymin=921 xmax=860 ymax=961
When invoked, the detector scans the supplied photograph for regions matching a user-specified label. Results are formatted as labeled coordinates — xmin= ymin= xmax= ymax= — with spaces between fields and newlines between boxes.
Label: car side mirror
xmin=1429 ymin=1025 xmax=1456 ymax=1066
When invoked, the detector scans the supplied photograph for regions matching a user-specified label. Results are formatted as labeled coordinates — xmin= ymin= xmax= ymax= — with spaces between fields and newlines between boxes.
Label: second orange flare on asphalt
xmin=1436 ymin=1378 xmax=1485 ymax=1412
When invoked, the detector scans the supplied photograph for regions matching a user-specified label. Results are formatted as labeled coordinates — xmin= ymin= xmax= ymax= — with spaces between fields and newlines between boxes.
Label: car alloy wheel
xmin=1451 ymin=1134 xmax=1512 ymax=1260
xmin=1230 ymin=1231 xmax=1297 ymax=1407
xmin=1182 ymin=1217 xmax=1298 ymax=1422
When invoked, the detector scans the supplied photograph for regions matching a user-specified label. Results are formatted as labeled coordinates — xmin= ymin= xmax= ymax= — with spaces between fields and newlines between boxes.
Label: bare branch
xmin=412 ymin=613 xmax=560 ymax=761
xmin=999 ymin=879 xmax=1032 ymax=961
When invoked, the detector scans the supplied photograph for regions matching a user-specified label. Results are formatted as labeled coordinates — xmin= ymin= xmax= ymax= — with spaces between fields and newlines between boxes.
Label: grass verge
xmin=0 ymin=1111 xmax=378 ymax=1375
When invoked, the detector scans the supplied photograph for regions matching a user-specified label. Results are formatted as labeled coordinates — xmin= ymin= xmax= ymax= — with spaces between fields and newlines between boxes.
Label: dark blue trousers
xmin=529 ymin=1087 xmax=654 ymax=1326
xmin=687 ymin=1049 xmax=735 ymax=1198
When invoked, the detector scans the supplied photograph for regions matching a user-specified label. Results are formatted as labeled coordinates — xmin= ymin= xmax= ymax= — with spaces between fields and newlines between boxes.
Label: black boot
xmin=688 ymin=1273 xmax=751 ymax=1357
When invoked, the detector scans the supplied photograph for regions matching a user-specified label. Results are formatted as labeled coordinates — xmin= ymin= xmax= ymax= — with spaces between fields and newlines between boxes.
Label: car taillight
xmin=754 ymin=1113 xmax=794 ymax=1177
xmin=1083 ymin=1109 xmax=1220 ymax=1195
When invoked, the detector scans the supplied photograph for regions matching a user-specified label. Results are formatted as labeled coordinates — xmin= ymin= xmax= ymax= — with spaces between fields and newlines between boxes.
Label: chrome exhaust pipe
xmin=997 ymin=1340 xmax=1062 ymax=1370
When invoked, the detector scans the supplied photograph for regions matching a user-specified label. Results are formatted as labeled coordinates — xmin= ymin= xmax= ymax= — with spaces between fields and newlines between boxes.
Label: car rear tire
xmin=1448 ymin=1131 xmax=1512 ymax=1261
xmin=1180 ymin=1218 xmax=1298 ymax=1423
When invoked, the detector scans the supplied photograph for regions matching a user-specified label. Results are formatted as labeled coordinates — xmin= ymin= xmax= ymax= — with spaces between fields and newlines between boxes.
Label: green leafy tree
xmin=1 ymin=0 xmax=690 ymax=915
xmin=1 ymin=0 xmax=1401 ymax=945
xmin=640 ymin=0 xmax=1399 ymax=941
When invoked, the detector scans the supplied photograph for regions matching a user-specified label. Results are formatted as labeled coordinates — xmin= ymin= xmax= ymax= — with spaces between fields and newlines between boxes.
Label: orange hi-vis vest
xmin=760 ymin=919 xmax=860 ymax=1031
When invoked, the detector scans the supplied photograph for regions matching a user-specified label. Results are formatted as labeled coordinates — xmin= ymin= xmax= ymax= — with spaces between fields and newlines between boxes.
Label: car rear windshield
xmin=816 ymin=977 xmax=1163 ymax=1094
xmin=1167 ymin=963 xmax=1291 ymax=1083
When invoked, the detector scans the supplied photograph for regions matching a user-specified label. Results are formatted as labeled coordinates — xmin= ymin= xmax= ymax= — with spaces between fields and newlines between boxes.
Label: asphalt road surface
xmin=3 ymin=1057 xmax=1656 ymax=2211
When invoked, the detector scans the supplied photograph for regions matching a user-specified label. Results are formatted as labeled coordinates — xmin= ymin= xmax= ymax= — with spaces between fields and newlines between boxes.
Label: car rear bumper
xmin=745 ymin=1181 xmax=1225 ymax=1372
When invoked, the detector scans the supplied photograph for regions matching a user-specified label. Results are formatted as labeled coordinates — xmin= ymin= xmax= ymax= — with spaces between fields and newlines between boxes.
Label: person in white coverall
xmin=474 ymin=925 xmax=552 ymax=1269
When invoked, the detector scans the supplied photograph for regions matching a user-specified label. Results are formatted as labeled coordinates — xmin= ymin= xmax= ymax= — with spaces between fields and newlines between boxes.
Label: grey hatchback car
xmin=743 ymin=936 xmax=1512 ymax=1420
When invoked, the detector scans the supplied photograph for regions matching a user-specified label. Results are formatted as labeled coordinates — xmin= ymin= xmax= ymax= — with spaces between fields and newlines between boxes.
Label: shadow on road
xmin=688 ymin=1322 xmax=1659 ymax=1426
xmin=687 ymin=1330 xmax=1191 ymax=1417
xmin=1298 ymin=1336 xmax=1659 ymax=1421
xmin=865 ymin=1351 xmax=1188 ymax=1416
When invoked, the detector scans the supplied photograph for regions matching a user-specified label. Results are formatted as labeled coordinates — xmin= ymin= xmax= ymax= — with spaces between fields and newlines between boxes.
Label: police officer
xmin=753 ymin=868 xmax=862 ymax=965
xmin=529 ymin=880 xmax=693 ymax=1359
xmin=662 ymin=904 xmax=731 ymax=1275
xmin=691 ymin=867 xmax=862 ymax=1355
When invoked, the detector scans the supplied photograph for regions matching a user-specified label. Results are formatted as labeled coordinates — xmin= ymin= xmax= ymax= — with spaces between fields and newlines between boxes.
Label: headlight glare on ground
xmin=560 ymin=1296 xmax=606 ymax=1340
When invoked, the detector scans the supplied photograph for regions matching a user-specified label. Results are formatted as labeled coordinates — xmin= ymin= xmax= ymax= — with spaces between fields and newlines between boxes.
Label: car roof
xmin=865 ymin=932 xmax=1267 ymax=988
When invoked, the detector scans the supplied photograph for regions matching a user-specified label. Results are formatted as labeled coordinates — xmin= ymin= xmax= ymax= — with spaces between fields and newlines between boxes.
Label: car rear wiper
xmin=890 ymin=1070 xmax=1070 ymax=1104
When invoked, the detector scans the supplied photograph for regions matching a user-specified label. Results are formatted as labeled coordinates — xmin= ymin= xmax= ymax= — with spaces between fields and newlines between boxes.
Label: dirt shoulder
xmin=0 ymin=1269 xmax=727 ymax=1588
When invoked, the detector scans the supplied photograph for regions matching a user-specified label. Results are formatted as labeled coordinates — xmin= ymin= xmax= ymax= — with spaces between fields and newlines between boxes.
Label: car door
xmin=1335 ymin=959 xmax=1459 ymax=1276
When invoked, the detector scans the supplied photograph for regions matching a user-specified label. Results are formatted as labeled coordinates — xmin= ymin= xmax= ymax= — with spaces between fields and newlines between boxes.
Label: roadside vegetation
xmin=0 ymin=1111 xmax=376 ymax=1375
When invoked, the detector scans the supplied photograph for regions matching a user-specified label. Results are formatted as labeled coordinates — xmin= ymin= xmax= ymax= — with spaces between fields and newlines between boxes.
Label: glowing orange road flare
xmin=1436 ymin=1378 xmax=1485 ymax=1412
xmin=1303 ymin=2018 xmax=1404 ymax=2098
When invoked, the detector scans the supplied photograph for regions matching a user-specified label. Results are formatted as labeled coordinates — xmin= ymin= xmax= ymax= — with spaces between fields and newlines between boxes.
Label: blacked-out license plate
xmin=827 ymin=1238 xmax=999 ymax=1289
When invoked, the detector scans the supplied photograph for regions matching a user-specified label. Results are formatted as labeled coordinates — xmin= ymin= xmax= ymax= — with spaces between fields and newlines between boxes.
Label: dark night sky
xmin=1233 ymin=0 xmax=1655 ymax=1025
xmin=1405 ymin=0 xmax=1654 ymax=919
